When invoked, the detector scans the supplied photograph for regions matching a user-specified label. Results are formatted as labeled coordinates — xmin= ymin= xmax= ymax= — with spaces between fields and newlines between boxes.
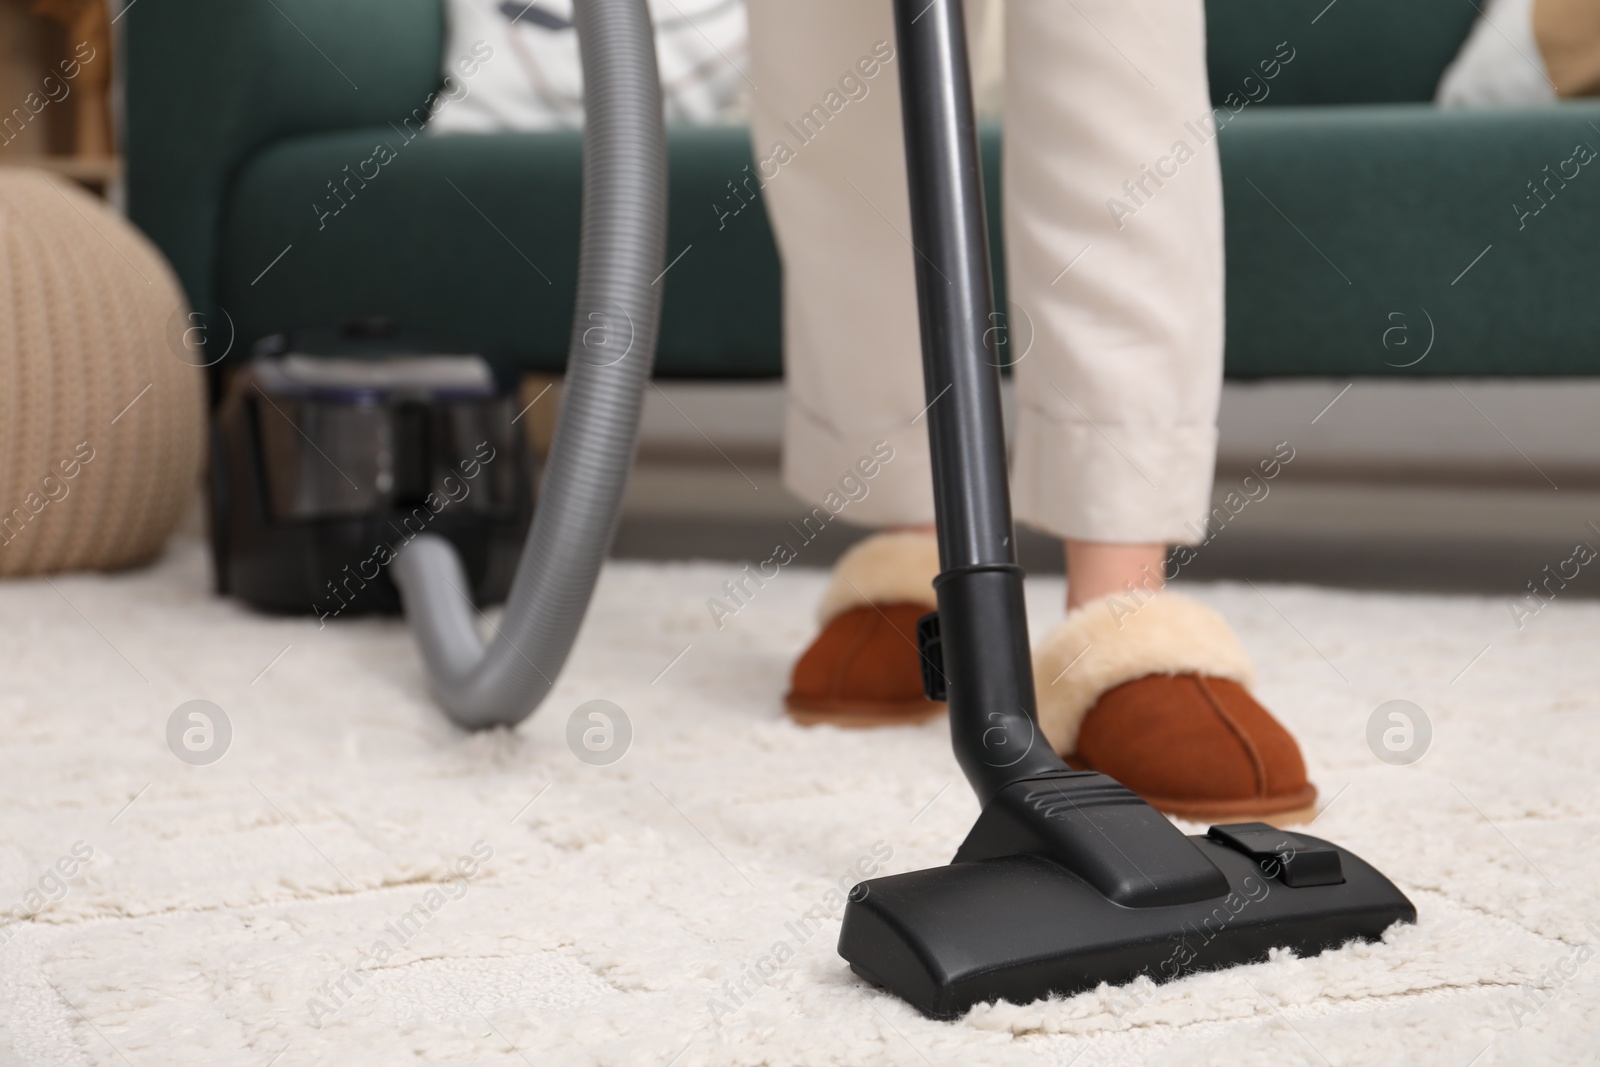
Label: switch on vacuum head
xmin=1208 ymin=822 xmax=1346 ymax=888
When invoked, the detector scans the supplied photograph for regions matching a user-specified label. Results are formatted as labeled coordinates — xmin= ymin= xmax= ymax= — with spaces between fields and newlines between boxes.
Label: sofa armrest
xmin=124 ymin=0 xmax=445 ymax=336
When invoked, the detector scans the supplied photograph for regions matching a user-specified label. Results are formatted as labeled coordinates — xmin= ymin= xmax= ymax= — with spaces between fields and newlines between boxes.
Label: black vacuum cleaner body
xmin=210 ymin=340 xmax=534 ymax=617
xmin=834 ymin=0 xmax=1416 ymax=1018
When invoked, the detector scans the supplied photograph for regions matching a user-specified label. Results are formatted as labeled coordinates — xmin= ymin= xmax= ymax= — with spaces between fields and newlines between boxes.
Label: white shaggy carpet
xmin=1 ymin=533 xmax=1598 ymax=1066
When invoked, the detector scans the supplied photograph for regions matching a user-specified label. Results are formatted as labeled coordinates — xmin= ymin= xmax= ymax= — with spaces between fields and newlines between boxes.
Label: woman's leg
xmin=1064 ymin=540 xmax=1167 ymax=611
xmin=745 ymin=0 xmax=985 ymax=525
xmin=1002 ymin=2 xmax=1315 ymax=822
xmin=749 ymin=0 xmax=993 ymax=727
xmin=1003 ymin=0 xmax=1225 ymax=595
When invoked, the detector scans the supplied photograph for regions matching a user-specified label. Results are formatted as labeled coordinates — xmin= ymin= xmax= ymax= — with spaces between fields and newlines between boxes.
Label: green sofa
xmin=125 ymin=0 xmax=1600 ymax=382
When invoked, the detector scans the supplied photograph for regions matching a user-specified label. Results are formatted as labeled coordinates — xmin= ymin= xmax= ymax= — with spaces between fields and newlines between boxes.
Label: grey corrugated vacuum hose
xmin=392 ymin=0 xmax=666 ymax=729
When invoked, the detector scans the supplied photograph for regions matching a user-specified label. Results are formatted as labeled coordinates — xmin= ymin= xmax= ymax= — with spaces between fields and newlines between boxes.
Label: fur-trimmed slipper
xmin=1032 ymin=591 xmax=1317 ymax=824
xmin=785 ymin=531 xmax=945 ymax=727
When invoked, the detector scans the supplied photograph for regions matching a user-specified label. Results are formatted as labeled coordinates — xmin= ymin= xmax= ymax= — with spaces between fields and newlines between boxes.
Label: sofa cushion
xmin=220 ymin=125 xmax=784 ymax=378
xmin=1218 ymin=101 xmax=1600 ymax=376
xmin=1435 ymin=0 xmax=1556 ymax=109
xmin=218 ymin=123 xmax=1009 ymax=379
xmin=430 ymin=0 xmax=749 ymax=131
xmin=221 ymin=99 xmax=1600 ymax=382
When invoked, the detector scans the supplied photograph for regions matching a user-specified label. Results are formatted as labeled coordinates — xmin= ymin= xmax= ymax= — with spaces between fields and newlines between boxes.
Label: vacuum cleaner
xmin=210 ymin=331 xmax=534 ymax=616
xmin=252 ymin=0 xmax=1413 ymax=1017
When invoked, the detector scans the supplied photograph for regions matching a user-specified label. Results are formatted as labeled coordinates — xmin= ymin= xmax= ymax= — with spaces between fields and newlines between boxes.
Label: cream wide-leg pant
xmin=744 ymin=0 xmax=1223 ymax=544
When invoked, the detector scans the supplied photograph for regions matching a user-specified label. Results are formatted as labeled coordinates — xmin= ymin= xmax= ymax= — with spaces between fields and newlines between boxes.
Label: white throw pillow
xmin=1436 ymin=0 xmax=1556 ymax=107
xmin=430 ymin=0 xmax=748 ymax=132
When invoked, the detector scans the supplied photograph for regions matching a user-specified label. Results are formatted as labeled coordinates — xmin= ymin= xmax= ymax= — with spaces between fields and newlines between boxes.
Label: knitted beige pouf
xmin=0 ymin=168 xmax=205 ymax=575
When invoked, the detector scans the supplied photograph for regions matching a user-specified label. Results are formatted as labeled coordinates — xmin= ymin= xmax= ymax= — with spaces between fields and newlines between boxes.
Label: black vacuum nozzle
xmin=839 ymin=0 xmax=1416 ymax=1019
xmin=839 ymin=777 xmax=1416 ymax=1019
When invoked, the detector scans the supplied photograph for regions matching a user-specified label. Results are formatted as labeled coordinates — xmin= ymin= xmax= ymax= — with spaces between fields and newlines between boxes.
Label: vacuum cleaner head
xmin=839 ymin=772 xmax=1415 ymax=1019
xmin=210 ymin=337 xmax=534 ymax=615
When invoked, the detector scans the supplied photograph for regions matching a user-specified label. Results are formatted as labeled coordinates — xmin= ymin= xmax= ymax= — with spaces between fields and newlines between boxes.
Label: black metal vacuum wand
xmin=893 ymin=0 xmax=1067 ymax=802
xmin=836 ymin=0 xmax=1416 ymax=1019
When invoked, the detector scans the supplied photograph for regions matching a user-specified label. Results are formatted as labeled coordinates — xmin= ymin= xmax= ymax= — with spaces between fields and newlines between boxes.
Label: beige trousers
xmin=745 ymin=0 xmax=1223 ymax=544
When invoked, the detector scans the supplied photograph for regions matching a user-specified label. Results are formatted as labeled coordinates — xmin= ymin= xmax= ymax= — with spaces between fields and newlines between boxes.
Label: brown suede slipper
xmin=785 ymin=532 xmax=945 ymax=727
xmin=1033 ymin=592 xmax=1317 ymax=825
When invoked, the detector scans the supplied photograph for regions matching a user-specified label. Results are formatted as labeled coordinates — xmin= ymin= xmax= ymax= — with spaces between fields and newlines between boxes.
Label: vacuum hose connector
xmin=392 ymin=0 xmax=666 ymax=729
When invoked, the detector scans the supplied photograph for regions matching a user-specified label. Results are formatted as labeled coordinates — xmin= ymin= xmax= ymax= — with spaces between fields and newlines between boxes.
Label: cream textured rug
xmin=1 ymin=534 xmax=1597 ymax=1066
